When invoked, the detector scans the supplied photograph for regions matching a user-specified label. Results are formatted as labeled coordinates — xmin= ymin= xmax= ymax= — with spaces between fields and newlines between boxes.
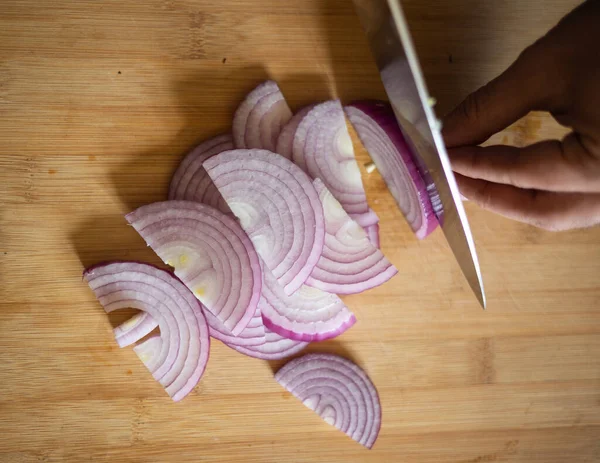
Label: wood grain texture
xmin=1 ymin=0 xmax=599 ymax=462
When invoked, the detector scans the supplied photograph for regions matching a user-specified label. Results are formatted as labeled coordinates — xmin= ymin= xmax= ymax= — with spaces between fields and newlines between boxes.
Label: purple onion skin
xmin=346 ymin=100 xmax=440 ymax=238
xmin=350 ymin=100 xmax=442 ymax=220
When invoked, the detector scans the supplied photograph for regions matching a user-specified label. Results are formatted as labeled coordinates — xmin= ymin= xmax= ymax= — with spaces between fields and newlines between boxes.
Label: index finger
xmin=442 ymin=44 xmax=565 ymax=148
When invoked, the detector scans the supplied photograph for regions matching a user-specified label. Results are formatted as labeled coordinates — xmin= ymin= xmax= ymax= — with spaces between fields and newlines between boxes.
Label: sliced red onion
xmin=126 ymin=307 xmax=269 ymax=366
xmin=350 ymin=209 xmax=380 ymax=228
xmin=168 ymin=133 xmax=233 ymax=213
xmin=292 ymin=100 xmax=373 ymax=218
xmin=233 ymin=81 xmax=293 ymax=151
xmin=275 ymin=104 xmax=315 ymax=159
xmin=126 ymin=201 xmax=262 ymax=336
xmin=121 ymin=300 xmax=304 ymax=361
xmin=364 ymin=223 xmax=380 ymax=248
xmin=133 ymin=334 xmax=163 ymax=371
xmin=84 ymin=262 xmax=210 ymax=402
xmin=275 ymin=353 xmax=381 ymax=449
xmin=304 ymin=179 xmax=397 ymax=294
xmin=350 ymin=208 xmax=380 ymax=246
xmin=114 ymin=311 xmax=158 ymax=348
xmin=118 ymin=305 xmax=267 ymax=348
xmin=345 ymin=101 xmax=439 ymax=239
xmin=205 ymin=303 xmax=266 ymax=347
xmin=229 ymin=309 xmax=309 ymax=360
xmin=260 ymin=267 xmax=355 ymax=342
xmin=204 ymin=149 xmax=325 ymax=295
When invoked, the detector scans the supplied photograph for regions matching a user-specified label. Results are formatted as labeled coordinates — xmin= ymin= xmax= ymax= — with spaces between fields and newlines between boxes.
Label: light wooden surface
xmin=1 ymin=1 xmax=599 ymax=462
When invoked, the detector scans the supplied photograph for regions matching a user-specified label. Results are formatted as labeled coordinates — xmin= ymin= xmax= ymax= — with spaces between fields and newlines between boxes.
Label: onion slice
xmin=260 ymin=268 xmax=355 ymax=342
xmin=233 ymin=81 xmax=293 ymax=151
xmin=229 ymin=306 xmax=309 ymax=360
xmin=204 ymin=149 xmax=325 ymax=295
xmin=292 ymin=100 xmax=374 ymax=219
xmin=205 ymin=304 xmax=266 ymax=347
xmin=229 ymin=329 xmax=308 ymax=360
xmin=351 ymin=208 xmax=380 ymax=245
xmin=275 ymin=353 xmax=381 ymax=449
xmin=118 ymin=304 xmax=267 ymax=348
xmin=133 ymin=334 xmax=163 ymax=371
xmin=304 ymin=179 xmax=397 ymax=294
xmin=275 ymin=104 xmax=315 ymax=159
xmin=364 ymin=223 xmax=380 ymax=248
xmin=350 ymin=209 xmax=379 ymax=228
xmin=345 ymin=101 xmax=439 ymax=239
xmin=114 ymin=311 xmax=158 ymax=348
xmin=207 ymin=290 xmax=307 ymax=359
xmin=168 ymin=133 xmax=233 ymax=213
xmin=84 ymin=262 xmax=210 ymax=402
xmin=126 ymin=201 xmax=262 ymax=335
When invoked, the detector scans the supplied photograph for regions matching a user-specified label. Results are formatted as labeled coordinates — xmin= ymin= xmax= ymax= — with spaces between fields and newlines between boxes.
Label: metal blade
xmin=353 ymin=0 xmax=486 ymax=308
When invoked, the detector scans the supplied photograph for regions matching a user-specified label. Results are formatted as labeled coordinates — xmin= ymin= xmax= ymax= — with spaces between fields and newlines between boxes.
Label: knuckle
xmin=475 ymin=181 xmax=494 ymax=209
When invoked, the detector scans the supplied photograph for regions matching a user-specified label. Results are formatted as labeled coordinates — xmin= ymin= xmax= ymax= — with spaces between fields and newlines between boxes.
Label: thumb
xmin=442 ymin=42 xmax=565 ymax=148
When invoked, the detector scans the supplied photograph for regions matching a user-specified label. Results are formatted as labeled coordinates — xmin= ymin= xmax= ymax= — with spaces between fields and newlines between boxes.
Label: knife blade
xmin=353 ymin=0 xmax=486 ymax=308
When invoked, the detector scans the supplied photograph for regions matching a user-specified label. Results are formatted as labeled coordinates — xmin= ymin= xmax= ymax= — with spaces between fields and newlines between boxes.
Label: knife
xmin=353 ymin=0 xmax=486 ymax=308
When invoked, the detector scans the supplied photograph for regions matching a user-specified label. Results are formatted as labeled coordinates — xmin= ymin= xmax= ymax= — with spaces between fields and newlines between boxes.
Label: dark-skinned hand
xmin=443 ymin=0 xmax=600 ymax=231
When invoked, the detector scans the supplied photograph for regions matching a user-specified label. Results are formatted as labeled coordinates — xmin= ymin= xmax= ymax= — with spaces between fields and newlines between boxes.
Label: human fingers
xmin=456 ymin=173 xmax=600 ymax=231
xmin=442 ymin=13 xmax=577 ymax=149
xmin=441 ymin=42 xmax=565 ymax=148
xmin=449 ymin=133 xmax=600 ymax=193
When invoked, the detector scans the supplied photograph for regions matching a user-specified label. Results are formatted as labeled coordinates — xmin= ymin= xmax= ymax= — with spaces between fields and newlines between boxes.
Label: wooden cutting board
xmin=1 ymin=0 xmax=599 ymax=462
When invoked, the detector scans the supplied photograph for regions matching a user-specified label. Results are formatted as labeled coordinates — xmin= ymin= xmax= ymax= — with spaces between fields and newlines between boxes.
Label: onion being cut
xmin=126 ymin=201 xmax=262 ymax=336
xmin=84 ymin=262 xmax=210 ymax=402
xmin=113 ymin=311 xmax=158 ymax=348
xmin=275 ymin=104 xmax=315 ymax=159
xmin=275 ymin=353 xmax=381 ymax=449
xmin=233 ymin=81 xmax=293 ymax=151
xmin=260 ymin=267 xmax=355 ymax=342
xmin=168 ymin=133 xmax=233 ymax=213
xmin=345 ymin=101 xmax=439 ymax=239
xmin=204 ymin=149 xmax=325 ymax=295
xmin=292 ymin=100 xmax=375 ymax=221
xmin=305 ymin=179 xmax=397 ymax=295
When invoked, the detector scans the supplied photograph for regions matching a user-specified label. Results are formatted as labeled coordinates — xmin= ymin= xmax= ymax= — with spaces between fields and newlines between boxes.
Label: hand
xmin=442 ymin=0 xmax=600 ymax=231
